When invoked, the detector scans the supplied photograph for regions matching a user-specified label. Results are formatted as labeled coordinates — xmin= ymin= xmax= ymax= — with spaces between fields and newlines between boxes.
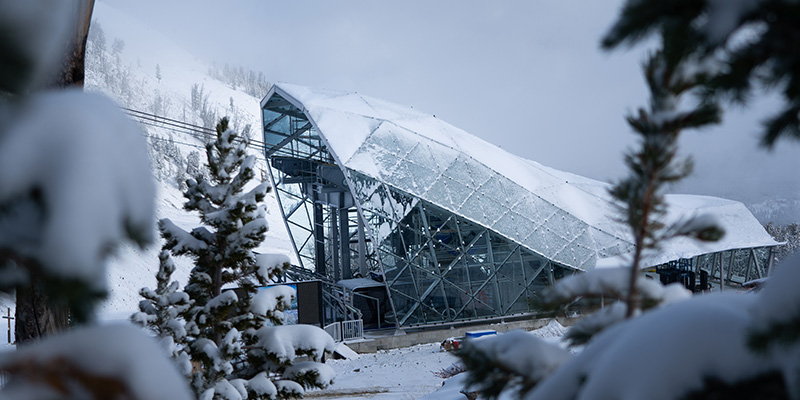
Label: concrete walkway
xmin=345 ymin=317 xmax=574 ymax=353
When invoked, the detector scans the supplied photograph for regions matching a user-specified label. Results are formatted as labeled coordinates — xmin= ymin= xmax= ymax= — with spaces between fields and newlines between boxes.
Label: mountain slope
xmin=86 ymin=1 xmax=293 ymax=317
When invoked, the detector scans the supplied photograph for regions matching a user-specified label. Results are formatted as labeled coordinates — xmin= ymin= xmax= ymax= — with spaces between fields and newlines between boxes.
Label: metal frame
xmin=261 ymin=87 xmax=781 ymax=329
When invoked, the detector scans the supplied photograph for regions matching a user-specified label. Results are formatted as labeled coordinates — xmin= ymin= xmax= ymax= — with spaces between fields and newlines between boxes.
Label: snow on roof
xmin=263 ymin=83 xmax=778 ymax=271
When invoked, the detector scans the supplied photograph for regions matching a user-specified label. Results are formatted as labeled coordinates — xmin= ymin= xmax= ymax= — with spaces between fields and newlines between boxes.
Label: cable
xmin=124 ymin=108 xmax=270 ymax=157
xmin=122 ymin=107 xmax=271 ymax=150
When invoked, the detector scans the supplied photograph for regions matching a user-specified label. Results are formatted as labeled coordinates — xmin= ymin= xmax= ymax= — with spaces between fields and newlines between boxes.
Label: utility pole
xmin=2 ymin=308 xmax=13 ymax=344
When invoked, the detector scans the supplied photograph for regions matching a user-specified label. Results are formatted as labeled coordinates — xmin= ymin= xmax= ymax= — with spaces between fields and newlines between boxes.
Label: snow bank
xmin=529 ymin=319 xmax=568 ymax=339
xmin=420 ymin=373 xmax=469 ymax=400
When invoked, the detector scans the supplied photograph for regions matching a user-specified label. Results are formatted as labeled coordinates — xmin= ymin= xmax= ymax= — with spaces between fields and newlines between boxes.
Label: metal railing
xmin=324 ymin=322 xmax=342 ymax=342
xmin=324 ymin=319 xmax=363 ymax=342
xmin=342 ymin=319 xmax=364 ymax=341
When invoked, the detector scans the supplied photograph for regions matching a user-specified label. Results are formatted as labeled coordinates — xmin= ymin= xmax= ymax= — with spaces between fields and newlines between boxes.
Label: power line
xmin=127 ymin=108 xmax=269 ymax=162
xmin=122 ymin=107 xmax=271 ymax=153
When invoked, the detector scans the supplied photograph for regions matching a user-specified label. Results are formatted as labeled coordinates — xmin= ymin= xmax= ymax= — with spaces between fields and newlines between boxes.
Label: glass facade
xmin=262 ymin=92 xmax=577 ymax=327
xmin=693 ymin=246 xmax=773 ymax=285
xmin=261 ymin=85 xmax=779 ymax=328
xmin=350 ymin=169 xmax=574 ymax=325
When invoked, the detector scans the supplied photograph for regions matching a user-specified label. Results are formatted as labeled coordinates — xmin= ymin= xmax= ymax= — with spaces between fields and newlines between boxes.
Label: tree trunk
xmin=14 ymin=0 xmax=95 ymax=345
xmin=15 ymin=273 xmax=69 ymax=344
xmin=55 ymin=0 xmax=95 ymax=88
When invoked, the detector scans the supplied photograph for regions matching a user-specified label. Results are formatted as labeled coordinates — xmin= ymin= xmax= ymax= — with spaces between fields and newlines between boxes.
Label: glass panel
xmin=404 ymin=160 xmax=440 ymax=195
xmin=459 ymin=191 xmax=507 ymax=227
xmin=387 ymin=161 xmax=416 ymax=194
xmin=368 ymin=124 xmax=415 ymax=157
xmin=443 ymin=156 xmax=494 ymax=190
xmin=480 ymin=175 xmax=518 ymax=208
xmin=423 ymin=175 xmax=455 ymax=210
xmin=385 ymin=186 xmax=419 ymax=223
xmin=372 ymin=149 xmax=402 ymax=180
xmin=446 ymin=178 xmax=474 ymax=210
xmin=493 ymin=211 xmax=529 ymax=243
xmin=442 ymin=280 xmax=467 ymax=321
xmin=405 ymin=140 xmax=458 ymax=175
xmin=495 ymin=257 xmax=524 ymax=314
xmin=348 ymin=170 xmax=381 ymax=204
xmin=528 ymin=260 xmax=551 ymax=302
xmin=489 ymin=232 xmax=519 ymax=266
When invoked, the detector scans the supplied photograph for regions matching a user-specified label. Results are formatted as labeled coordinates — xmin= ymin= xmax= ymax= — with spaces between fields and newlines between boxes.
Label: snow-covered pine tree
xmin=133 ymin=250 xmax=193 ymax=373
xmin=608 ymin=48 xmax=724 ymax=318
xmin=456 ymin=47 xmax=725 ymax=400
xmin=764 ymin=222 xmax=800 ymax=265
xmin=0 ymin=2 xmax=192 ymax=398
xmin=604 ymin=4 xmax=800 ymax=394
xmin=136 ymin=117 xmax=335 ymax=400
xmin=602 ymin=0 xmax=800 ymax=147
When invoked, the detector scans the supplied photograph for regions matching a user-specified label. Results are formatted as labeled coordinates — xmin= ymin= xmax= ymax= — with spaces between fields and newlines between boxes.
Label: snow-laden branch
xmin=0 ymin=91 xmax=155 ymax=289
xmin=0 ymin=325 xmax=192 ymax=400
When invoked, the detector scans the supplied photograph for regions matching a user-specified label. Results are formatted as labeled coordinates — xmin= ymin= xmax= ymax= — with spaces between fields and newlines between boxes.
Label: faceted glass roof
xmin=262 ymin=83 xmax=778 ymax=271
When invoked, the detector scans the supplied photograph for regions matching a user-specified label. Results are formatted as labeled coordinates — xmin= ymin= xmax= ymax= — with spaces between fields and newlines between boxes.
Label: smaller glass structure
xmin=261 ymin=83 xmax=780 ymax=328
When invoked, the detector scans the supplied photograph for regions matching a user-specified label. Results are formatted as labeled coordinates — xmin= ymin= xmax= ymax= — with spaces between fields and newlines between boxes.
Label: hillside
xmin=84 ymin=1 xmax=294 ymax=318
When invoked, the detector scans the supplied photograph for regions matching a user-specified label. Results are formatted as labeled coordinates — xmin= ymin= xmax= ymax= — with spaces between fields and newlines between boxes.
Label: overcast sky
xmin=101 ymin=0 xmax=800 ymax=212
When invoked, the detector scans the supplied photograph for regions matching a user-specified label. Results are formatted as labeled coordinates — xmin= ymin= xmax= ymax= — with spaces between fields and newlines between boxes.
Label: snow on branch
xmin=254 ymin=325 xmax=336 ymax=364
xmin=458 ymin=330 xmax=572 ymax=400
xmin=527 ymin=294 xmax=775 ymax=400
xmin=0 ymin=91 xmax=155 ymax=290
xmin=563 ymin=302 xmax=634 ymax=347
xmin=255 ymin=253 xmax=291 ymax=283
xmin=283 ymin=361 xmax=335 ymax=388
xmin=159 ymin=218 xmax=208 ymax=254
xmin=542 ymin=267 xmax=690 ymax=307
xmin=748 ymin=253 xmax=800 ymax=352
xmin=0 ymin=325 xmax=192 ymax=400
xmin=251 ymin=285 xmax=295 ymax=323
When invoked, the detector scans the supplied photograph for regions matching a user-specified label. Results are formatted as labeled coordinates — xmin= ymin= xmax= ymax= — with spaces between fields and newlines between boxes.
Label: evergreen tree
xmin=764 ymin=222 xmax=800 ymax=265
xmin=602 ymin=0 xmax=800 ymax=147
xmin=135 ymin=117 xmax=335 ymax=399
xmin=0 ymin=2 xmax=193 ymax=397
xmin=609 ymin=49 xmax=724 ymax=317
xmin=457 ymin=43 xmax=725 ymax=400
xmin=604 ymin=4 xmax=800 ymax=394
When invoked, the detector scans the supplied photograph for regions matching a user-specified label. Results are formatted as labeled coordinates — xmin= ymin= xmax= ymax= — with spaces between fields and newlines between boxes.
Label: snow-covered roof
xmin=262 ymin=83 xmax=778 ymax=271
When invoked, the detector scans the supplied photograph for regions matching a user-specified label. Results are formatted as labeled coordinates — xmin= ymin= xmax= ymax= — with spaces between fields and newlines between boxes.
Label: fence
xmin=324 ymin=319 xmax=363 ymax=342
xmin=342 ymin=319 xmax=364 ymax=341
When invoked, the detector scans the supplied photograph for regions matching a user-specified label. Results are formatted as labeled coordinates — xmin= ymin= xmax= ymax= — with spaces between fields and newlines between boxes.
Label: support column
xmin=719 ymin=252 xmax=725 ymax=292
xmin=767 ymin=247 xmax=775 ymax=276
xmin=340 ymin=205 xmax=352 ymax=280
xmin=358 ymin=215 xmax=367 ymax=277
xmin=313 ymin=202 xmax=326 ymax=276
xmin=331 ymin=206 xmax=340 ymax=282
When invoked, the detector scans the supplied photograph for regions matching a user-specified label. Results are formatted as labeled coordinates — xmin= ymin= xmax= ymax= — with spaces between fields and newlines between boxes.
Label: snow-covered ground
xmin=309 ymin=320 xmax=568 ymax=400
